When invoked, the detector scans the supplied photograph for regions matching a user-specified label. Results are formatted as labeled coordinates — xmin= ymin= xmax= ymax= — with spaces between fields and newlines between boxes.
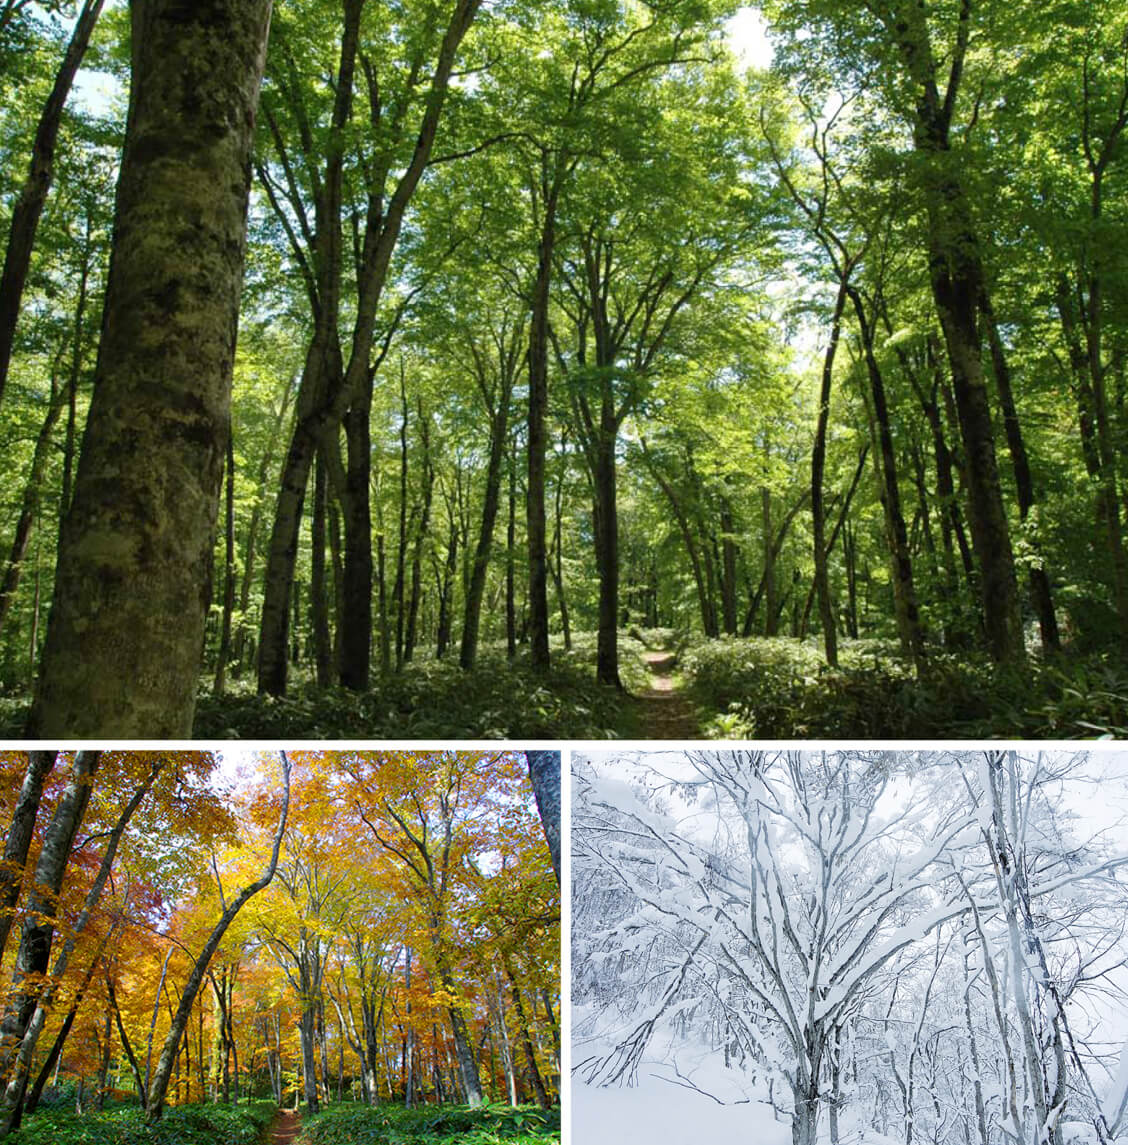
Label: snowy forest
xmin=572 ymin=749 xmax=1128 ymax=1145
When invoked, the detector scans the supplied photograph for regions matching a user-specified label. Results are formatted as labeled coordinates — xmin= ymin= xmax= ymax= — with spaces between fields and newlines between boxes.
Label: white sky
xmin=725 ymin=6 xmax=774 ymax=71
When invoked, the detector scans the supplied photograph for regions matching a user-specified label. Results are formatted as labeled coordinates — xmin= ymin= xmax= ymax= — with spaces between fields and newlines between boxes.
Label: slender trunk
xmin=0 ymin=752 xmax=100 ymax=1076
xmin=849 ymin=288 xmax=925 ymax=670
xmin=981 ymin=294 xmax=1060 ymax=653
xmin=812 ymin=280 xmax=848 ymax=667
xmin=310 ymin=449 xmax=333 ymax=688
xmin=30 ymin=0 xmax=274 ymax=735
xmin=550 ymin=456 xmax=572 ymax=650
xmin=213 ymin=429 xmax=238 ymax=694
xmin=404 ymin=404 xmax=433 ymax=663
xmin=146 ymin=754 xmax=290 ymax=1123
xmin=340 ymin=384 xmax=373 ymax=688
xmin=0 ymin=0 xmax=105 ymax=406
xmin=460 ymin=389 xmax=512 ymax=669
xmin=506 ymin=444 xmax=517 ymax=658
xmin=527 ymin=178 xmax=561 ymax=673
xmin=594 ymin=406 xmax=621 ymax=688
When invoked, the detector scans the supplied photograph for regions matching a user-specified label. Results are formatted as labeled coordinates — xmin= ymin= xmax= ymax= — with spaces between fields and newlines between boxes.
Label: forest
xmin=0 ymin=0 xmax=1126 ymax=738
xmin=572 ymin=748 xmax=1128 ymax=1145
xmin=0 ymin=748 xmax=561 ymax=1145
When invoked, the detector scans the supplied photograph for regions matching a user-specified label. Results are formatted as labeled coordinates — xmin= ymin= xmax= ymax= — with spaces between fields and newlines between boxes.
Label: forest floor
xmin=625 ymin=649 xmax=702 ymax=738
xmin=268 ymin=1109 xmax=302 ymax=1144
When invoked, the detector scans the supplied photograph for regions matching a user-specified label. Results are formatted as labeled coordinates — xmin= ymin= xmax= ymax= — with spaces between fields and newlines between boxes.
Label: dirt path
xmin=268 ymin=1110 xmax=302 ymax=1145
xmin=629 ymin=650 xmax=700 ymax=738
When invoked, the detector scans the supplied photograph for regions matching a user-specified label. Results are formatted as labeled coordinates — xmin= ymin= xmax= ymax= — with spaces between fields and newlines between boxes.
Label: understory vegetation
xmin=298 ymin=1102 xmax=560 ymax=1145
xmin=4 ymin=1100 xmax=275 ymax=1145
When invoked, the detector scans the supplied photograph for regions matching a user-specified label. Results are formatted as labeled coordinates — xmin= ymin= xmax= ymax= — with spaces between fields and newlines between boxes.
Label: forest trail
xmin=628 ymin=649 xmax=700 ymax=738
xmin=268 ymin=1109 xmax=302 ymax=1144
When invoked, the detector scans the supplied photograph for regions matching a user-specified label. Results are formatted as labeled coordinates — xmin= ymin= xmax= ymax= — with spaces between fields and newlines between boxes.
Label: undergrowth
xmin=5 ymin=1100 xmax=275 ymax=1145
xmin=683 ymin=636 xmax=1128 ymax=738
xmin=297 ymin=1102 xmax=559 ymax=1145
xmin=194 ymin=636 xmax=631 ymax=739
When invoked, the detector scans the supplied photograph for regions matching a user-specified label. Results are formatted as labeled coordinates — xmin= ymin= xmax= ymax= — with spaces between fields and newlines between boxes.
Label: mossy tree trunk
xmin=29 ymin=0 xmax=274 ymax=736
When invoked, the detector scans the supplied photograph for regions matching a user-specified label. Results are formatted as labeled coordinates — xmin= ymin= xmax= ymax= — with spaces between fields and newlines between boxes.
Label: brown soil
xmin=631 ymin=650 xmax=700 ymax=738
xmin=268 ymin=1110 xmax=302 ymax=1145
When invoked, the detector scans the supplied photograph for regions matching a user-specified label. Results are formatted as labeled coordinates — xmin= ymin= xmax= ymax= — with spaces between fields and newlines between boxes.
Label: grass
xmin=4 ymin=1100 xmax=276 ymax=1145
xmin=297 ymin=1102 xmax=559 ymax=1145
xmin=682 ymin=635 xmax=1128 ymax=738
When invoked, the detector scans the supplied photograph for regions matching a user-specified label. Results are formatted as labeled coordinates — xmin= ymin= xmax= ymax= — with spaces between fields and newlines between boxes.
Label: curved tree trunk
xmin=145 ymin=753 xmax=290 ymax=1123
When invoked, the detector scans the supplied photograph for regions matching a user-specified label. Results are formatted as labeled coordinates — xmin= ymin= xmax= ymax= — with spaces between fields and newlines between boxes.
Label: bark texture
xmin=29 ymin=0 xmax=273 ymax=736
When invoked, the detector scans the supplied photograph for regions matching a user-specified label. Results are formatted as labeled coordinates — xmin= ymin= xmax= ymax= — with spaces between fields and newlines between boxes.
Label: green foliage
xmin=5 ymin=1100 xmax=276 ymax=1145
xmin=684 ymin=636 xmax=1128 ymax=738
xmin=195 ymin=638 xmax=630 ymax=739
xmin=297 ymin=1102 xmax=559 ymax=1145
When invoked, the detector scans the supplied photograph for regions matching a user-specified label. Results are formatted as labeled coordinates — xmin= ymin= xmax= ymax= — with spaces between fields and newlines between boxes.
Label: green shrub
xmin=683 ymin=636 xmax=1128 ymax=738
xmin=297 ymin=1102 xmax=559 ymax=1145
xmin=6 ymin=1100 xmax=276 ymax=1145
xmin=194 ymin=637 xmax=632 ymax=739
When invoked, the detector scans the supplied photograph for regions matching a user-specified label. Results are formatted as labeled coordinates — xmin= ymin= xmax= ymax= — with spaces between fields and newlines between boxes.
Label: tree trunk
xmin=0 ymin=0 xmax=105 ymax=407
xmin=146 ymin=753 xmax=290 ymax=1123
xmin=981 ymin=294 xmax=1060 ymax=654
xmin=849 ymin=287 xmax=925 ymax=671
xmin=594 ymin=403 xmax=621 ymax=688
xmin=310 ymin=450 xmax=333 ymax=688
xmin=460 ymin=392 xmax=512 ymax=669
xmin=213 ymin=429 xmax=239 ymax=695
xmin=526 ymin=177 xmax=562 ymax=674
xmin=0 ymin=752 xmax=55 ymax=966
xmin=340 ymin=384 xmax=373 ymax=688
xmin=812 ymin=280 xmax=848 ymax=667
xmin=525 ymin=751 xmax=560 ymax=885
xmin=29 ymin=0 xmax=274 ymax=736
xmin=0 ymin=751 xmax=100 ymax=1077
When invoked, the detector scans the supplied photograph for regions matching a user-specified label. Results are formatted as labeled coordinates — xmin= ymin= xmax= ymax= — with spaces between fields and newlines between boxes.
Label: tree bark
xmin=29 ymin=0 xmax=274 ymax=736
xmin=0 ymin=0 xmax=105 ymax=407
xmin=0 ymin=751 xmax=100 ymax=1076
xmin=812 ymin=280 xmax=848 ymax=667
xmin=525 ymin=751 xmax=560 ymax=885
xmin=0 ymin=752 xmax=55 ymax=966
xmin=145 ymin=753 xmax=290 ymax=1122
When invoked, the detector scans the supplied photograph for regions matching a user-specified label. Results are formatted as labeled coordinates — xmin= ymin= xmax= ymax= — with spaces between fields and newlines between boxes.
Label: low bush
xmin=298 ymin=1102 xmax=559 ymax=1145
xmin=683 ymin=636 xmax=1128 ymax=738
xmin=6 ymin=1100 xmax=276 ymax=1145
xmin=194 ymin=638 xmax=629 ymax=739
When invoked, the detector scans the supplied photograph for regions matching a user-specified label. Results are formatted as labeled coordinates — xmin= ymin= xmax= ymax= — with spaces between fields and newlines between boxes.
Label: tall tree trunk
xmin=981 ymin=295 xmax=1060 ymax=654
xmin=594 ymin=402 xmax=621 ymax=688
xmin=526 ymin=176 xmax=562 ymax=674
xmin=146 ymin=754 xmax=290 ymax=1123
xmin=889 ymin=8 xmax=1025 ymax=663
xmin=0 ymin=0 xmax=105 ymax=407
xmin=460 ymin=392 xmax=512 ymax=669
xmin=29 ymin=0 xmax=274 ymax=736
xmin=310 ymin=450 xmax=333 ymax=688
xmin=812 ymin=280 xmax=848 ymax=668
xmin=340 ymin=384 xmax=373 ymax=688
xmin=0 ymin=751 xmax=100 ymax=1076
xmin=404 ymin=405 xmax=433 ymax=664
xmin=213 ymin=430 xmax=239 ymax=695
xmin=0 ymin=752 xmax=55 ymax=966
xmin=849 ymin=288 xmax=925 ymax=671
xmin=506 ymin=444 xmax=517 ymax=659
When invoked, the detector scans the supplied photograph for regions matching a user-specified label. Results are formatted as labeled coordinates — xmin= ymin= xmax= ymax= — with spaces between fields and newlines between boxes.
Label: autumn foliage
xmin=0 ymin=750 xmax=559 ymax=1138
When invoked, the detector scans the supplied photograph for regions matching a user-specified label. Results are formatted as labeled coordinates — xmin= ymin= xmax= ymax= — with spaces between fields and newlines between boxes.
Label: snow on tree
xmin=572 ymin=749 xmax=1128 ymax=1145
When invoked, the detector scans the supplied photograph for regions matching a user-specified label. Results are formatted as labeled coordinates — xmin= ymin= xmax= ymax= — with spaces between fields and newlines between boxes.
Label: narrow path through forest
xmin=627 ymin=648 xmax=701 ymax=738
xmin=268 ymin=1109 xmax=302 ymax=1145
